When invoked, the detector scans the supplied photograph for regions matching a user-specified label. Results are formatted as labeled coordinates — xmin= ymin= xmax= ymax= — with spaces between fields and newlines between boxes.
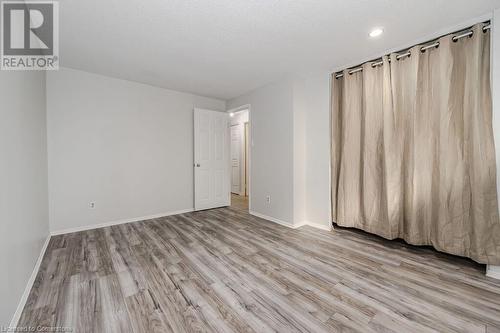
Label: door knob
xmin=196 ymin=163 xmax=201 ymax=167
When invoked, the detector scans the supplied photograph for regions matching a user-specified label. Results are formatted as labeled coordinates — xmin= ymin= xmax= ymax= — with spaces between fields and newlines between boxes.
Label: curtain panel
xmin=331 ymin=23 xmax=500 ymax=265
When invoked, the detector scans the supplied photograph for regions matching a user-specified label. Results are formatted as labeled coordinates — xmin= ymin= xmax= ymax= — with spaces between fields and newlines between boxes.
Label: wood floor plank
xmin=125 ymin=289 xmax=174 ymax=333
xmin=97 ymin=274 xmax=134 ymax=333
xmin=17 ymin=203 xmax=500 ymax=332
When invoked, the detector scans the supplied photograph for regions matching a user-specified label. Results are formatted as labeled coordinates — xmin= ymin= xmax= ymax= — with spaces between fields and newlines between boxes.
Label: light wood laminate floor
xmin=230 ymin=193 xmax=249 ymax=212
xmin=18 ymin=206 xmax=500 ymax=332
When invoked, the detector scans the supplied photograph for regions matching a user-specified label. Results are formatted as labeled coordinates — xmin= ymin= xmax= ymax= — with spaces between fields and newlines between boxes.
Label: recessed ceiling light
xmin=229 ymin=112 xmax=235 ymax=117
xmin=369 ymin=28 xmax=384 ymax=38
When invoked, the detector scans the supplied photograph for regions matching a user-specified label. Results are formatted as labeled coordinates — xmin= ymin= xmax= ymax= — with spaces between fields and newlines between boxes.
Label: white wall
xmin=230 ymin=109 xmax=249 ymax=125
xmin=227 ymin=76 xmax=331 ymax=228
xmin=227 ymin=80 xmax=295 ymax=225
xmin=0 ymin=71 xmax=49 ymax=326
xmin=292 ymin=79 xmax=307 ymax=225
xmin=47 ymin=68 xmax=225 ymax=233
xmin=302 ymin=73 xmax=331 ymax=228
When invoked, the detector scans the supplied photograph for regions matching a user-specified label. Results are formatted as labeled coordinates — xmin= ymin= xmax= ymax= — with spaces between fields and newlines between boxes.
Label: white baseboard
xmin=486 ymin=265 xmax=500 ymax=280
xmin=297 ymin=221 xmax=333 ymax=231
xmin=249 ymin=211 xmax=296 ymax=228
xmin=50 ymin=208 xmax=194 ymax=236
xmin=249 ymin=212 xmax=332 ymax=231
xmin=10 ymin=234 xmax=51 ymax=328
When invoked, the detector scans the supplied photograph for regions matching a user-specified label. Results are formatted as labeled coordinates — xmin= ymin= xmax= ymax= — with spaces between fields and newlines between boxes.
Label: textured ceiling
xmin=60 ymin=0 xmax=500 ymax=99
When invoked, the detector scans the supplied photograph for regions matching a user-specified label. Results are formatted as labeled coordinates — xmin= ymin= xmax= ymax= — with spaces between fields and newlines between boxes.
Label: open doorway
xmin=228 ymin=107 xmax=250 ymax=212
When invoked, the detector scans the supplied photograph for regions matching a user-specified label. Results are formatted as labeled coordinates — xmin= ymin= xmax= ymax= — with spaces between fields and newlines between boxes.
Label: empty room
xmin=3 ymin=0 xmax=500 ymax=332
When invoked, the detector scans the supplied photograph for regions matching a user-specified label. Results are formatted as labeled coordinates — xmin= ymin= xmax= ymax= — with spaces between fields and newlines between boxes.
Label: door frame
xmin=244 ymin=121 xmax=249 ymax=197
xmin=227 ymin=104 xmax=252 ymax=211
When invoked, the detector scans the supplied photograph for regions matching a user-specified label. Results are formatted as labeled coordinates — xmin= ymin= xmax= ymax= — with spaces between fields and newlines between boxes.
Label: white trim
xmin=299 ymin=221 xmax=333 ymax=231
xmin=50 ymin=208 xmax=194 ymax=236
xmin=10 ymin=234 xmax=51 ymax=328
xmin=249 ymin=210 xmax=296 ymax=228
xmin=249 ymin=211 xmax=332 ymax=231
xmin=486 ymin=265 xmax=500 ymax=280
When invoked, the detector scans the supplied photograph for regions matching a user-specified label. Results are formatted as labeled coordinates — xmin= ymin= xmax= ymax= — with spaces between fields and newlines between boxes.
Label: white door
xmin=194 ymin=108 xmax=230 ymax=211
xmin=230 ymin=125 xmax=241 ymax=194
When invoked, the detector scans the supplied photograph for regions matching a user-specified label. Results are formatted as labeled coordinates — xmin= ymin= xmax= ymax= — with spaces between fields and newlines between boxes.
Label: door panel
xmin=230 ymin=125 xmax=241 ymax=194
xmin=194 ymin=108 xmax=230 ymax=211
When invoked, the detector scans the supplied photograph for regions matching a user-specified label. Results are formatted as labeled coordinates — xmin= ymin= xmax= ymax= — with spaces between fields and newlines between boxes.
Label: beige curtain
xmin=331 ymin=23 xmax=500 ymax=265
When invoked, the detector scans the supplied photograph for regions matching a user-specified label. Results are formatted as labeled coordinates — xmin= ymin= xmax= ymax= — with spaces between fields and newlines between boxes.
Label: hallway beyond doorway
xmin=231 ymin=193 xmax=248 ymax=212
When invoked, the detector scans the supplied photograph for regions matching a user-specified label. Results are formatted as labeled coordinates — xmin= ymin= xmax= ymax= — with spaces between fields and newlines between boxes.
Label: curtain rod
xmin=335 ymin=22 xmax=491 ymax=79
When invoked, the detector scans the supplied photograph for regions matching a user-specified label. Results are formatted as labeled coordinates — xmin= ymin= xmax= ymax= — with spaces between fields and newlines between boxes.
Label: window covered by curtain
xmin=331 ymin=23 xmax=500 ymax=264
